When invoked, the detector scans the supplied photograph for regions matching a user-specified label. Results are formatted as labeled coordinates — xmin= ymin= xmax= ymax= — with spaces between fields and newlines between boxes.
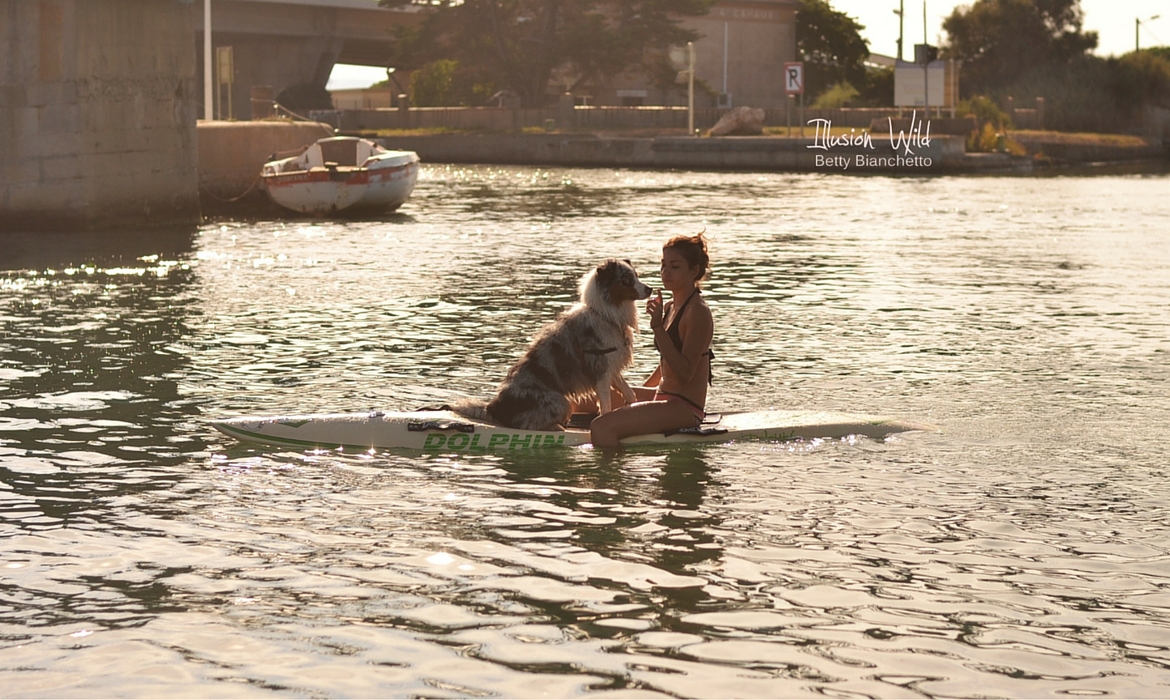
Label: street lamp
xmin=1137 ymin=14 xmax=1161 ymax=52
xmin=385 ymin=66 xmax=407 ymax=105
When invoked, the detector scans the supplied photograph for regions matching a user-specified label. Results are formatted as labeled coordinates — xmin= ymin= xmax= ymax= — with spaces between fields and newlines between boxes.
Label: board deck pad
xmin=210 ymin=409 xmax=932 ymax=452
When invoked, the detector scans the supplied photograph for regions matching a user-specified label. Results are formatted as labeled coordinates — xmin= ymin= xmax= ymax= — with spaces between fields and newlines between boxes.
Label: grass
xmin=364 ymin=126 xmax=486 ymax=136
xmin=1008 ymin=130 xmax=1154 ymax=146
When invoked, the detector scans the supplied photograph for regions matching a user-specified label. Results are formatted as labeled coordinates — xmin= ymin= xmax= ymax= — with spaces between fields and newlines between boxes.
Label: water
xmin=2 ymin=167 xmax=1169 ymax=698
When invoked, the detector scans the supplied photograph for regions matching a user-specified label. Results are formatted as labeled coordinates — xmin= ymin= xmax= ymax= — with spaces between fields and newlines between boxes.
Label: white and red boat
xmin=260 ymin=136 xmax=419 ymax=215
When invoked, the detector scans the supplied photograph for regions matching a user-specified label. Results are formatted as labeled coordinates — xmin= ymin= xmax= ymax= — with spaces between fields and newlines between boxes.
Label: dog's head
xmin=591 ymin=259 xmax=654 ymax=304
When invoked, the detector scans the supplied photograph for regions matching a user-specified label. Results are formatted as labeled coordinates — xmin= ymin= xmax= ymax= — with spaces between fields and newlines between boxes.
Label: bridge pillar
xmin=197 ymin=32 xmax=344 ymax=119
xmin=192 ymin=1 xmax=421 ymax=120
xmin=0 ymin=0 xmax=200 ymax=231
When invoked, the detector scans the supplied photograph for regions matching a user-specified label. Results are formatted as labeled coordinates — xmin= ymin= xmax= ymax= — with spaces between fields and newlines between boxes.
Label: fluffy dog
xmin=456 ymin=259 xmax=653 ymax=431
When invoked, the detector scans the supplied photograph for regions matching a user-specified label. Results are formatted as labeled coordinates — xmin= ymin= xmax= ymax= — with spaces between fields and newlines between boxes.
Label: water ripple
xmin=1 ymin=169 xmax=1169 ymax=696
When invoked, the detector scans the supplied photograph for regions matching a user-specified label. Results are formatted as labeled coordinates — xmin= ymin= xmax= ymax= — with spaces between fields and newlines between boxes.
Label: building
xmin=331 ymin=87 xmax=395 ymax=110
xmin=589 ymin=0 xmax=799 ymax=109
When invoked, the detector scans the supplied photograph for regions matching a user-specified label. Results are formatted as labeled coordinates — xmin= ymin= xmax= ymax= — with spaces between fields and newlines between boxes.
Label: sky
xmin=326 ymin=0 xmax=1168 ymax=90
xmin=832 ymin=0 xmax=1165 ymax=60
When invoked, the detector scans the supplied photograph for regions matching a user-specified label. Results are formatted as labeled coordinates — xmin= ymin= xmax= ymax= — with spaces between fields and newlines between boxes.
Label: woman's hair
xmin=664 ymin=231 xmax=710 ymax=282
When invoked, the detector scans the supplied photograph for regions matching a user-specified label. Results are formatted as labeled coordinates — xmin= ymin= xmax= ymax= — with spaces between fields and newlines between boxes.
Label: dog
xmin=455 ymin=259 xmax=654 ymax=431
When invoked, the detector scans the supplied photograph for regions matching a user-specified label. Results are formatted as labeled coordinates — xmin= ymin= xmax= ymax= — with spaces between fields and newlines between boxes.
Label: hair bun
xmin=664 ymin=231 xmax=710 ymax=282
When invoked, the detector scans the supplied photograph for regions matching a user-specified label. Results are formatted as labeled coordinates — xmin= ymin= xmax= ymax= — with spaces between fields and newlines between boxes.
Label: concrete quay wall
xmin=0 ymin=0 xmax=200 ymax=231
xmin=374 ymin=133 xmax=974 ymax=173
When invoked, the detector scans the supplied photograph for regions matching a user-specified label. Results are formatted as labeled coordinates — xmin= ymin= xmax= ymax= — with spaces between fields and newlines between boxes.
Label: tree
xmin=854 ymin=65 xmax=894 ymax=107
xmin=379 ymin=0 xmax=715 ymax=107
xmin=795 ymin=0 xmax=870 ymax=103
xmin=941 ymin=0 xmax=1098 ymax=94
xmin=409 ymin=60 xmax=459 ymax=107
xmin=1112 ymin=50 xmax=1170 ymax=111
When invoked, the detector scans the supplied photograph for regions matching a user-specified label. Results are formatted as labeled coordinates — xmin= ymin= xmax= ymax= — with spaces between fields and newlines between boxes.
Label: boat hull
xmin=263 ymin=157 xmax=419 ymax=215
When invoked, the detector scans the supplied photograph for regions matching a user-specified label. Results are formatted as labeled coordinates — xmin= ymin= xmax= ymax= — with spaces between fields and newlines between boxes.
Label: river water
xmin=2 ymin=166 xmax=1169 ymax=698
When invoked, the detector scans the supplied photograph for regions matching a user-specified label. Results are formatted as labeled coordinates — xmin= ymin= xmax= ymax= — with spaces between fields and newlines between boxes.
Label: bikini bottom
xmin=654 ymin=390 xmax=705 ymax=423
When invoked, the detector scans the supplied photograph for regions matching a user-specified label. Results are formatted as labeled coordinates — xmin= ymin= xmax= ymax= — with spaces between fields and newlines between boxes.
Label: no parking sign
xmin=784 ymin=62 xmax=804 ymax=95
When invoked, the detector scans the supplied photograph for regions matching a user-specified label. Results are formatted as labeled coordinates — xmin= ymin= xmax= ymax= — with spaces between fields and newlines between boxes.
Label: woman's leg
xmin=589 ymin=400 xmax=697 ymax=448
xmin=571 ymin=386 xmax=659 ymax=415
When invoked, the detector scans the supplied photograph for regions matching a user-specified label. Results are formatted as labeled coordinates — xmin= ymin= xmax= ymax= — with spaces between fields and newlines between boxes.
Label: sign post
xmin=671 ymin=43 xmax=698 ymax=136
xmin=215 ymin=45 xmax=234 ymax=120
xmin=784 ymin=62 xmax=804 ymax=137
xmin=688 ymin=42 xmax=696 ymax=137
xmin=204 ymin=0 xmax=212 ymax=121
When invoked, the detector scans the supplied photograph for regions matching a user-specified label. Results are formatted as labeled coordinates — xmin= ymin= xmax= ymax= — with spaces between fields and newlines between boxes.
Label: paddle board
xmin=210 ymin=409 xmax=931 ymax=452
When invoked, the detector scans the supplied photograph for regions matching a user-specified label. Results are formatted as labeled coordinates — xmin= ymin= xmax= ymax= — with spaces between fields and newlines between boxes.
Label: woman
xmin=590 ymin=232 xmax=713 ymax=448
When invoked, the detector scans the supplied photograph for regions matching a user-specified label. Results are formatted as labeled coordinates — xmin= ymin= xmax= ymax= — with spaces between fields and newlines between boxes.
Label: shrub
xmin=966 ymin=122 xmax=1026 ymax=154
xmin=812 ymin=81 xmax=860 ymax=108
xmin=957 ymin=95 xmax=1011 ymax=130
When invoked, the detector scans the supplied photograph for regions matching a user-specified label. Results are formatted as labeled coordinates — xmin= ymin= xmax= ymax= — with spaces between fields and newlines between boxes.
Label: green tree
xmin=941 ymin=0 xmax=1098 ymax=94
xmin=854 ymin=65 xmax=894 ymax=107
xmin=1112 ymin=50 xmax=1170 ymax=112
xmin=379 ymin=0 xmax=715 ymax=107
xmin=795 ymin=0 xmax=870 ymax=103
xmin=409 ymin=60 xmax=459 ymax=107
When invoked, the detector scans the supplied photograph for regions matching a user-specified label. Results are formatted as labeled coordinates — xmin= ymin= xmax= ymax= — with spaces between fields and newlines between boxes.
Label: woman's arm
xmin=643 ymin=364 xmax=662 ymax=387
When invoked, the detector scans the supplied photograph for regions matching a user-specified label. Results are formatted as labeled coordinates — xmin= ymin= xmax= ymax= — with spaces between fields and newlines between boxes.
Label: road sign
xmin=784 ymin=62 xmax=804 ymax=95
xmin=216 ymin=46 xmax=234 ymax=85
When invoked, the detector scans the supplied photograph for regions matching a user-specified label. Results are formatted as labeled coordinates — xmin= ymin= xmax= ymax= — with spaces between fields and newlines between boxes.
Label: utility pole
xmin=722 ymin=22 xmax=729 ymax=105
xmin=923 ymin=1 xmax=928 ymax=117
xmin=204 ymin=0 xmax=213 ymax=121
xmin=894 ymin=0 xmax=904 ymax=61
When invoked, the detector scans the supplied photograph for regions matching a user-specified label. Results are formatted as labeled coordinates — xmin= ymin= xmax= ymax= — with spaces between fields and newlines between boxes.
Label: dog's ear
xmin=596 ymin=259 xmax=619 ymax=278
xmin=623 ymin=258 xmax=633 ymax=268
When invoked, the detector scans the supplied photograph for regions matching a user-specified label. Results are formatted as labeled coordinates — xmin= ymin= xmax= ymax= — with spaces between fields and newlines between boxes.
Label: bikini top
xmin=654 ymin=289 xmax=714 ymax=384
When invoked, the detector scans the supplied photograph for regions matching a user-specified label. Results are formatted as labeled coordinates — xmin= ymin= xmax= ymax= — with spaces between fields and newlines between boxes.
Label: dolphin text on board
xmin=423 ymin=432 xmax=567 ymax=450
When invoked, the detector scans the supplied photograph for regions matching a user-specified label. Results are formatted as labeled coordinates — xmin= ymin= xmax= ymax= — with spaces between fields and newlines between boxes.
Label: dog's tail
xmin=451 ymin=398 xmax=491 ymax=422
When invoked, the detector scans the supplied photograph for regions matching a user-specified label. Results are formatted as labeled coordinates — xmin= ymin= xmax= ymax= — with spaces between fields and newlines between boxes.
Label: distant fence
xmin=310 ymin=106 xmax=950 ymax=133
xmin=1005 ymin=97 xmax=1046 ymax=130
xmin=1146 ymin=105 xmax=1170 ymax=139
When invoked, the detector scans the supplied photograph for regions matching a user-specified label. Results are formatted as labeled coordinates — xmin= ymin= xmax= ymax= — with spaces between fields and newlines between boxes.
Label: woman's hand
xmin=646 ymin=290 xmax=664 ymax=329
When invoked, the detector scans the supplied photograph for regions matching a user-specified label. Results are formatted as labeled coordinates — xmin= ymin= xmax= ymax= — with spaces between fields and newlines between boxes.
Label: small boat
xmin=260 ymin=136 xmax=419 ymax=215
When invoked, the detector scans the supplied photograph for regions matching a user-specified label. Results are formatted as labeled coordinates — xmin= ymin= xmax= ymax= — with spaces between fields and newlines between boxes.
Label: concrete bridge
xmin=198 ymin=0 xmax=420 ymax=119
xmin=198 ymin=0 xmax=799 ymax=117
xmin=1 ymin=0 xmax=796 ymax=231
